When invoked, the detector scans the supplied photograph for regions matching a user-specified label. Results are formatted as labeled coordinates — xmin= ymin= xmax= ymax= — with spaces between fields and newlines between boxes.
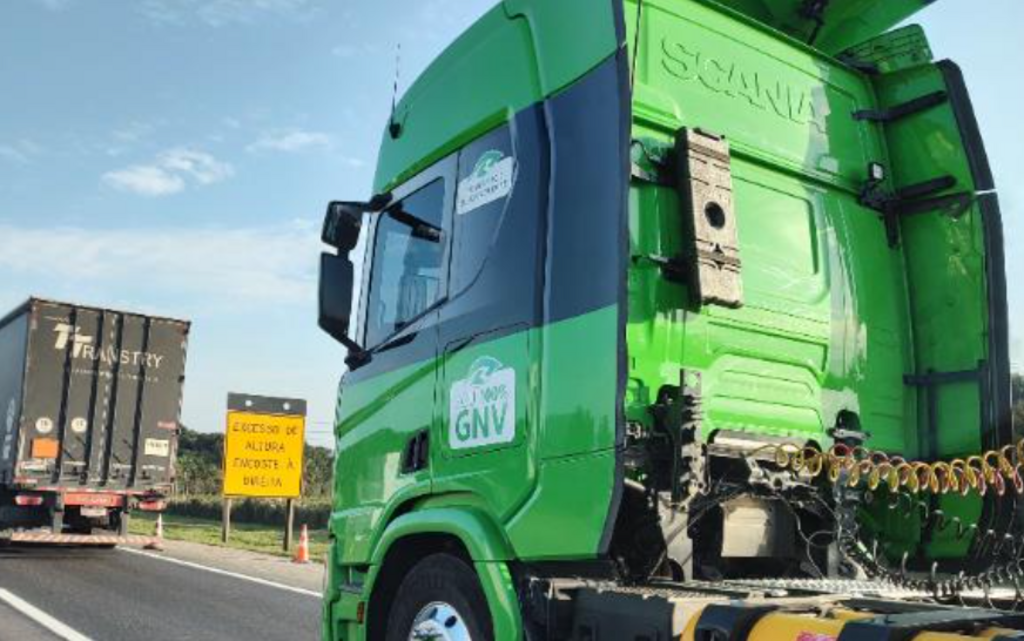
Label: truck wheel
xmin=385 ymin=553 xmax=493 ymax=641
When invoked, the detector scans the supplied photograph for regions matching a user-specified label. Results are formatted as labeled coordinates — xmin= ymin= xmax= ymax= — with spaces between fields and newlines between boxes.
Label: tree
xmin=303 ymin=444 xmax=335 ymax=498
xmin=174 ymin=425 xmax=224 ymax=495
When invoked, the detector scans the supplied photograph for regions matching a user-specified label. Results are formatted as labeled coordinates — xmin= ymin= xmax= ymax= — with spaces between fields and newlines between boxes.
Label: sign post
xmin=284 ymin=498 xmax=295 ymax=551
xmin=222 ymin=497 xmax=232 ymax=543
xmin=222 ymin=393 xmax=306 ymax=549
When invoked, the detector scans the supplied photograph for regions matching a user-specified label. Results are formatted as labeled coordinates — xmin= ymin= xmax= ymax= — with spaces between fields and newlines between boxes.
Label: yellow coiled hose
xmin=752 ymin=440 xmax=1024 ymax=498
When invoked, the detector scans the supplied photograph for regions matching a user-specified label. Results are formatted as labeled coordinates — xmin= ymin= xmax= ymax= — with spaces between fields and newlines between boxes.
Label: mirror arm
xmin=342 ymin=340 xmax=371 ymax=368
xmin=369 ymin=191 xmax=393 ymax=210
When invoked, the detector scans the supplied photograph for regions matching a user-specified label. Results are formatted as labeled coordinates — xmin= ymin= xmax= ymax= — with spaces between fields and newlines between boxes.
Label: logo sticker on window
xmin=456 ymin=150 xmax=515 ymax=215
xmin=449 ymin=356 xmax=515 ymax=450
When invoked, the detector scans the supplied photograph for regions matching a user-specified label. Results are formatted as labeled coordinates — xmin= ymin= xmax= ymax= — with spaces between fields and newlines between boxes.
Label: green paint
xmin=373 ymin=0 xmax=619 ymax=194
xmin=475 ymin=561 xmax=524 ymax=641
xmin=324 ymin=0 xmax=1004 ymax=637
xmin=324 ymin=308 xmax=620 ymax=637
xmin=627 ymin=0 xmax=996 ymax=563
xmin=706 ymin=0 xmax=930 ymax=54
xmin=370 ymin=507 xmax=514 ymax=563
xmin=505 ymin=448 xmax=617 ymax=560
xmin=626 ymin=0 xmax=907 ymax=461
xmin=854 ymin=31 xmax=991 ymax=560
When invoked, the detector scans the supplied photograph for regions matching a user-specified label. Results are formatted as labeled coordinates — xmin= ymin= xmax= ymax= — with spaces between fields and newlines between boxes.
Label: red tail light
xmin=14 ymin=494 xmax=44 ymax=506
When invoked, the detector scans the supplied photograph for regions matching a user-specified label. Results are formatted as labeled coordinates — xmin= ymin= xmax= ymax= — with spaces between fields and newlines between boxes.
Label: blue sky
xmin=0 ymin=0 xmax=1021 ymax=448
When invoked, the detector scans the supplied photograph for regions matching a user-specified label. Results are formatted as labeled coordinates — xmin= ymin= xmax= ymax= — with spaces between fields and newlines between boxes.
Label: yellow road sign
xmin=223 ymin=409 xmax=305 ymax=498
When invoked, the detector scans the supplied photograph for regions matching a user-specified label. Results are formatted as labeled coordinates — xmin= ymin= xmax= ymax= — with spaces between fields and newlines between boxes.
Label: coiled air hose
xmin=753 ymin=440 xmax=1024 ymax=498
xmin=746 ymin=438 xmax=1024 ymax=601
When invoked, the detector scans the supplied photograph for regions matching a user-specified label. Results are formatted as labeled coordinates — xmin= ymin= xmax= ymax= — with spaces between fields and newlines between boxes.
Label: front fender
xmin=370 ymin=505 xmax=514 ymax=564
xmin=368 ymin=506 xmax=522 ymax=640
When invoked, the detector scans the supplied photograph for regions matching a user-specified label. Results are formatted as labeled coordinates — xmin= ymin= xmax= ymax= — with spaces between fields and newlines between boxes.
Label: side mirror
xmin=318 ymin=252 xmax=366 ymax=359
xmin=322 ymin=202 xmax=364 ymax=251
xmin=322 ymin=193 xmax=390 ymax=251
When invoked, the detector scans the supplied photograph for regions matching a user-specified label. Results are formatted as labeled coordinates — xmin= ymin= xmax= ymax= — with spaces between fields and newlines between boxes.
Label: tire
xmin=385 ymin=553 xmax=494 ymax=641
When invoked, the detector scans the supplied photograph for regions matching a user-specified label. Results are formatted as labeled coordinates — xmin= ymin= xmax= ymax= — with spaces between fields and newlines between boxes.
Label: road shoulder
xmin=124 ymin=538 xmax=324 ymax=593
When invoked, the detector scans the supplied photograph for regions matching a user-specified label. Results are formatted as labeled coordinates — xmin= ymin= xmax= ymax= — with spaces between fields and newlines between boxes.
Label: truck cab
xmin=318 ymin=1 xmax=1012 ymax=639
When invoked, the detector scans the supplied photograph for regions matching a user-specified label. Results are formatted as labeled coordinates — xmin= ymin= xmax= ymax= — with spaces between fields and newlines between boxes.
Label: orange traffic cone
xmin=293 ymin=524 xmax=310 ymax=564
xmin=145 ymin=513 xmax=165 ymax=551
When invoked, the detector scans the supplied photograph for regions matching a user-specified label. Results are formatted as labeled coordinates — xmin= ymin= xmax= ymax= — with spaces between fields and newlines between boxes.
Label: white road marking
xmin=119 ymin=547 xmax=322 ymax=598
xmin=0 ymin=588 xmax=95 ymax=641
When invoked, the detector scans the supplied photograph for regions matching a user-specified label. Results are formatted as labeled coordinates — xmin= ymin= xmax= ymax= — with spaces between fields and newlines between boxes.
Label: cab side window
xmin=364 ymin=180 xmax=446 ymax=347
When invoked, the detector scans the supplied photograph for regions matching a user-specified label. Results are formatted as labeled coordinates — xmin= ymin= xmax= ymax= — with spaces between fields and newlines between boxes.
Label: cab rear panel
xmin=625 ymin=1 xmax=1007 ymax=565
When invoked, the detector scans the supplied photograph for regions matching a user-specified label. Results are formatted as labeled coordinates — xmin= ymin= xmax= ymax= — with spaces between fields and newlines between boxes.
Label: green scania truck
xmin=316 ymin=0 xmax=1017 ymax=639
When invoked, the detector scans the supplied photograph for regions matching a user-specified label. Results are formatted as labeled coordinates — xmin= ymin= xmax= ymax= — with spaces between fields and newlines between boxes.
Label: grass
xmin=129 ymin=511 xmax=329 ymax=560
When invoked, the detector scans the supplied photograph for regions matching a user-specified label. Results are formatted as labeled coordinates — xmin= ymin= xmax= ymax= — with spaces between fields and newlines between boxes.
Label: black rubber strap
xmin=854 ymin=90 xmax=948 ymax=123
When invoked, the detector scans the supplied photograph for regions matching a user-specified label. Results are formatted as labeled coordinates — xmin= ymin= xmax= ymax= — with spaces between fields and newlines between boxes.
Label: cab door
xmin=431 ymin=116 xmax=545 ymax=525
xmin=331 ymin=157 xmax=455 ymax=564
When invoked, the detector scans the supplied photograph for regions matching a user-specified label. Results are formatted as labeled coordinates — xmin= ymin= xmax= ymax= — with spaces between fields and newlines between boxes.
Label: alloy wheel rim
xmin=408 ymin=601 xmax=471 ymax=641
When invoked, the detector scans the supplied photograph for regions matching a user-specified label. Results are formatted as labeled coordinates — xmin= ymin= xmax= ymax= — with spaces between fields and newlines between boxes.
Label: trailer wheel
xmin=385 ymin=553 xmax=493 ymax=641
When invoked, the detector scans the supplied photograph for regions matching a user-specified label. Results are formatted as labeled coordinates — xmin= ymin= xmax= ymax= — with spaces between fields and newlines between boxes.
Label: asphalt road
xmin=0 ymin=544 xmax=322 ymax=641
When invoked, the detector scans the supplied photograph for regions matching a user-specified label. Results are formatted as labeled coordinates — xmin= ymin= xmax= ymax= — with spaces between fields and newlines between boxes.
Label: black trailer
xmin=0 ymin=298 xmax=189 ymax=543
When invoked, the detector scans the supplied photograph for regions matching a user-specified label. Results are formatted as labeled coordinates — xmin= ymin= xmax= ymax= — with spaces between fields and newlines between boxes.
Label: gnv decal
xmin=449 ymin=356 xmax=515 ymax=450
xmin=456 ymin=150 xmax=515 ymax=215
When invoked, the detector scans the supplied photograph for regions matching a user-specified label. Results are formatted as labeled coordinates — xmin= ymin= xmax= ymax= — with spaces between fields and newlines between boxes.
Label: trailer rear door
xmin=18 ymin=301 xmax=188 ymax=492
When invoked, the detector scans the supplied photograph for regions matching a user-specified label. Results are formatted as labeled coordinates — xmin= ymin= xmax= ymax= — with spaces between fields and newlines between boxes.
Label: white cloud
xmin=138 ymin=0 xmax=314 ymax=27
xmin=103 ymin=165 xmax=185 ymax=196
xmin=102 ymin=148 xmax=234 ymax=197
xmin=0 ymin=222 xmax=320 ymax=306
xmin=136 ymin=0 xmax=184 ymax=25
xmin=159 ymin=148 xmax=234 ymax=184
xmin=0 ymin=139 xmax=43 ymax=164
xmin=0 ymin=145 xmax=30 ymax=164
xmin=32 ymin=0 xmax=73 ymax=10
xmin=199 ymin=0 xmax=311 ymax=26
xmin=247 ymin=130 xmax=332 ymax=154
xmin=112 ymin=121 xmax=158 ymax=145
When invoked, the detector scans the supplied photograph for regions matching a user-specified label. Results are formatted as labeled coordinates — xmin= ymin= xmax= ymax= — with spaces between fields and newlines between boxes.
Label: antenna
xmin=388 ymin=43 xmax=403 ymax=139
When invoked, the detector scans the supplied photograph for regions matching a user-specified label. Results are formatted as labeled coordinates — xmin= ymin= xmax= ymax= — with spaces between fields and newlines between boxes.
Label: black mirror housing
xmin=322 ymin=202 xmax=364 ymax=251
xmin=322 ymin=193 xmax=391 ymax=251
xmin=318 ymin=252 xmax=365 ymax=359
